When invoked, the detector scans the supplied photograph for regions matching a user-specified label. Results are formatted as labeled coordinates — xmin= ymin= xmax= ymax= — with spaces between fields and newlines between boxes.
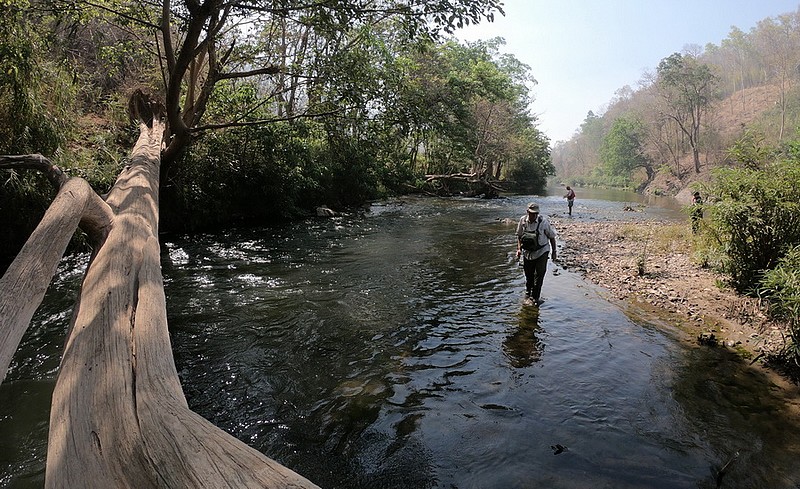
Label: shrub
xmin=703 ymin=160 xmax=800 ymax=293
xmin=760 ymin=246 xmax=800 ymax=363
xmin=161 ymin=122 xmax=320 ymax=231
xmin=160 ymin=121 xmax=388 ymax=232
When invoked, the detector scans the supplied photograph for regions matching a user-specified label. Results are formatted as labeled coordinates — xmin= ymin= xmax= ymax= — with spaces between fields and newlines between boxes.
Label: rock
xmin=698 ymin=332 xmax=718 ymax=346
xmin=316 ymin=206 xmax=336 ymax=217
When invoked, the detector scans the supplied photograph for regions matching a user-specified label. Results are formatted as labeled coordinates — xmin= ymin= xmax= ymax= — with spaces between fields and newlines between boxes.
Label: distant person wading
xmin=516 ymin=202 xmax=557 ymax=305
xmin=564 ymin=186 xmax=576 ymax=216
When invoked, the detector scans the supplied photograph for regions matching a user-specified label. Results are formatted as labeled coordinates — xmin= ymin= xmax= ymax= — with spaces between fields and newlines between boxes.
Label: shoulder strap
xmin=525 ymin=215 xmax=542 ymax=231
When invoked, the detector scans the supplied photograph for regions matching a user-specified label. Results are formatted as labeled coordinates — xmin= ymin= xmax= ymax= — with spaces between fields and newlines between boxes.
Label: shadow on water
xmin=672 ymin=346 xmax=800 ymax=489
xmin=3 ymin=195 xmax=800 ymax=489
xmin=620 ymin=298 xmax=800 ymax=489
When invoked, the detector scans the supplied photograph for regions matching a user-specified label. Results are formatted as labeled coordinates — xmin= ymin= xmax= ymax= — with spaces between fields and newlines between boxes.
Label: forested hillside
xmin=0 ymin=0 xmax=552 ymax=268
xmin=552 ymin=8 xmax=800 ymax=197
xmin=547 ymin=9 xmax=800 ymax=368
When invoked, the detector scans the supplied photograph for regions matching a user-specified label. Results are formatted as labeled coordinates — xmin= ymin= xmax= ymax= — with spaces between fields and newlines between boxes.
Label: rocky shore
xmin=552 ymin=217 xmax=787 ymax=362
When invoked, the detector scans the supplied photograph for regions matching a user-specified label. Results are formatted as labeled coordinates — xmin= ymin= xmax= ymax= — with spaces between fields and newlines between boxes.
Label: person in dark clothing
xmin=691 ymin=191 xmax=703 ymax=234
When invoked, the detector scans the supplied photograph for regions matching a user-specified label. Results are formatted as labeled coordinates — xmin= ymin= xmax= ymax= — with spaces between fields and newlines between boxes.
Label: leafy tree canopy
xmin=599 ymin=115 xmax=651 ymax=181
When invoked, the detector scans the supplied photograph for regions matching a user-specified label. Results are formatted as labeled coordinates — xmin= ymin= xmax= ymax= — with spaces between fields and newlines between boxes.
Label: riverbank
xmin=552 ymin=216 xmax=789 ymax=367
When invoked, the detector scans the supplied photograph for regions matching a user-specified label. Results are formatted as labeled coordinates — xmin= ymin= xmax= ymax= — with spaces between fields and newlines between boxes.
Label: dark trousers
xmin=691 ymin=208 xmax=702 ymax=234
xmin=523 ymin=253 xmax=549 ymax=300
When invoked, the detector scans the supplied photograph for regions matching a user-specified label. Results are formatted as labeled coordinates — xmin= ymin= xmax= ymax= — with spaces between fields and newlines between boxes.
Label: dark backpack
xmin=520 ymin=217 xmax=545 ymax=251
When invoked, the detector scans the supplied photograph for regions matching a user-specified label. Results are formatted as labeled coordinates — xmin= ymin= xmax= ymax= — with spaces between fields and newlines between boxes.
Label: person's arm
xmin=545 ymin=221 xmax=557 ymax=261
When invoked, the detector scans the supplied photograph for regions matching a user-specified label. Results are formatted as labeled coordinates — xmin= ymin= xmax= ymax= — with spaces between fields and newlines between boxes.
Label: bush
xmin=508 ymin=155 xmax=549 ymax=193
xmin=0 ymin=171 xmax=56 ymax=271
xmin=160 ymin=121 xmax=388 ymax=232
xmin=760 ymin=246 xmax=800 ymax=325
xmin=760 ymin=246 xmax=800 ymax=363
xmin=314 ymin=134 xmax=383 ymax=207
xmin=161 ymin=122 xmax=319 ymax=231
xmin=704 ymin=160 xmax=800 ymax=293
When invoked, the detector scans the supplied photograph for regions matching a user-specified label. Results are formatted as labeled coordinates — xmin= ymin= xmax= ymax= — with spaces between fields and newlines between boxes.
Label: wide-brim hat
xmin=527 ymin=203 xmax=540 ymax=212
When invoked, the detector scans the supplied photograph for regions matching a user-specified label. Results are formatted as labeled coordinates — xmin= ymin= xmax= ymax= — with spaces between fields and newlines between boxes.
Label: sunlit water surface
xmin=2 ymin=189 xmax=800 ymax=488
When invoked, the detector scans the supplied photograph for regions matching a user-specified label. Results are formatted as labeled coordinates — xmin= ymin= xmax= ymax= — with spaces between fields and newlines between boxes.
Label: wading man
xmin=564 ymin=186 xmax=576 ymax=216
xmin=515 ymin=202 xmax=557 ymax=305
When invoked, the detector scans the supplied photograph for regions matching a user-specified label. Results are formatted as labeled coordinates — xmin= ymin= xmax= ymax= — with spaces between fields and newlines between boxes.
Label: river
xmin=2 ymin=188 xmax=800 ymax=488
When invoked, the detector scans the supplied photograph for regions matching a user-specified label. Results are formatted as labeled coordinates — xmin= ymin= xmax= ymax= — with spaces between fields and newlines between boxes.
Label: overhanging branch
xmin=190 ymin=107 xmax=346 ymax=132
xmin=0 ymin=154 xmax=68 ymax=189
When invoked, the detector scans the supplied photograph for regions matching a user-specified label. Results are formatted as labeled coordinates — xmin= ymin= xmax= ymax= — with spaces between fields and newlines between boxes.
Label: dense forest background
xmin=553 ymin=8 xmax=800 ymax=196
xmin=0 ymin=0 xmax=551 ymax=267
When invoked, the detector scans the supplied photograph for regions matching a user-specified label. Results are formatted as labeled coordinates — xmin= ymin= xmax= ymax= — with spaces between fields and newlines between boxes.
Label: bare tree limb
xmin=217 ymin=66 xmax=282 ymax=80
xmin=190 ymin=107 xmax=346 ymax=132
xmin=0 ymin=176 xmax=112 ymax=384
xmin=0 ymin=154 xmax=68 ymax=189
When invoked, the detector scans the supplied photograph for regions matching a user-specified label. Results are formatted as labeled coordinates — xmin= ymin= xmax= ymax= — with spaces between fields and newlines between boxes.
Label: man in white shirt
xmin=515 ymin=202 xmax=557 ymax=304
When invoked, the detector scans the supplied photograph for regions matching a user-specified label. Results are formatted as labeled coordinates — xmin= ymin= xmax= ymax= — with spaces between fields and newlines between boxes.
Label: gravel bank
xmin=552 ymin=217 xmax=786 ymax=360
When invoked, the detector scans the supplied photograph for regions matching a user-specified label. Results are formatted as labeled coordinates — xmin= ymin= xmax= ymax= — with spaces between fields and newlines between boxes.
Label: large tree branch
xmin=40 ymin=91 xmax=319 ymax=488
xmin=190 ymin=107 xmax=346 ymax=131
xmin=217 ymin=66 xmax=282 ymax=80
xmin=0 ymin=158 xmax=113 ymax=385
xmin=0 ymin=155 xmax=68 ymax=188
xmin=78 ymin=0 xmax=161 ymax=30
xmin=161 ymin=0 xmax=176 ymax=74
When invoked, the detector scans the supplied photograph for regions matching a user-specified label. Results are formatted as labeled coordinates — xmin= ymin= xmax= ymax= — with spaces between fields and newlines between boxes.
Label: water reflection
xmin=503 ymin=305 xmax=544 ymax=368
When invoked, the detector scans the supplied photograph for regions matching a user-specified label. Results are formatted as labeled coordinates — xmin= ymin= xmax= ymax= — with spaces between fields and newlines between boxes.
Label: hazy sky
xmin=455 ymin=0 xmax=800 ymax=143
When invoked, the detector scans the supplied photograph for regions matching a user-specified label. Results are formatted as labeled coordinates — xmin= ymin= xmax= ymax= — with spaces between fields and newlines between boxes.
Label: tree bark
xmin=1 ymin=92 xmax=319 ymax=488
xmin=0 ymin=175 xmax=109 ymax=383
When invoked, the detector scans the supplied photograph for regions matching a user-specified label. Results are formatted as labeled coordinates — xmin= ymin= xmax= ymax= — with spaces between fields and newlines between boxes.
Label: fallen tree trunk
xmin=0 ymin=173 xmax=110 ymax=383
xmin=0 ymin=91 xmax=319 ymax=488
xmin=424 ymin=172 xmax=507 ymax=198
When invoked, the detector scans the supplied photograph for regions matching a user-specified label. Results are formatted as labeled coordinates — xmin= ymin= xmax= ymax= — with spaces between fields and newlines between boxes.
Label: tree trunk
xmin=0 ymin=175 xmax=110 ymax=383
xmin=692 ymin=146 xmax=701 ymax=173
xmin=1 ymin=92 xmax=319 ymax=488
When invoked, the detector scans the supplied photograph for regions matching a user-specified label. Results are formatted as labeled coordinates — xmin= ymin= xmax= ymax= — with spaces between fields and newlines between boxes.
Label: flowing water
xmin=3 ymin=189 xmax=800 ymax=488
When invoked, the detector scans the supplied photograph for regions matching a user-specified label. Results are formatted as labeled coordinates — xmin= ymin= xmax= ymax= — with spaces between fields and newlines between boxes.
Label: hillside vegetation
xmin=552 ymin=8 xmax=800 ymax=199
xmin=548 ymin=8 xmax=800 ymax=367
xmin=646 ymin=83 xmax=783 ymax=200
